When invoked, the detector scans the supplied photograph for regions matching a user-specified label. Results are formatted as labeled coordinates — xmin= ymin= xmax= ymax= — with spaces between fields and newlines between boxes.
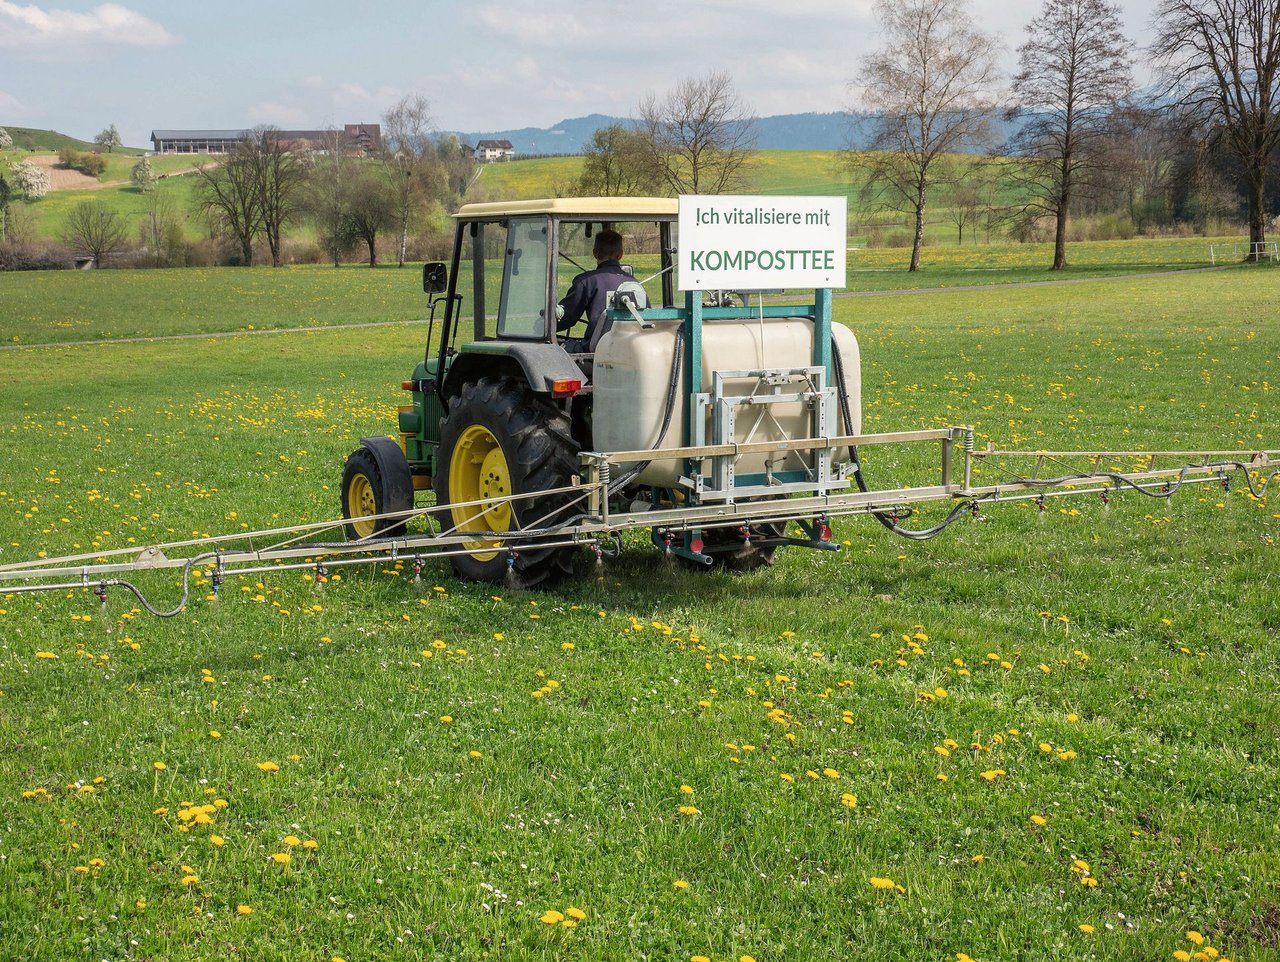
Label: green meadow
xmin=0 ymin=257 xmax=1278 ymax=961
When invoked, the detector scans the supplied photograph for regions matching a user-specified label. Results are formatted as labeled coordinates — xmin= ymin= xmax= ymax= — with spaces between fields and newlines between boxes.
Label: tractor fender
xmin=358 ymin=436 xmax=415 ymax=516
xmin=441 ymin=342 xmax=584 ymax=400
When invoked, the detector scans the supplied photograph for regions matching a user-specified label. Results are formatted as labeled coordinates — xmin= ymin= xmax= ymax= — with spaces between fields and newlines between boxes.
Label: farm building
xmin=149 ymin=124 xmax=381 ymax=155
xmin=476 ymin=139 xmax=515 ymax=162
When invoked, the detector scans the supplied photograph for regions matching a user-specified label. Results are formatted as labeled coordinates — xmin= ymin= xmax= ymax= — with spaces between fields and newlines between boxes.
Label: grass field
xmin=1 ymin=261 xmax=1278 ymax=961
xmin=1 ymin=234 xmax=1258 ymax=347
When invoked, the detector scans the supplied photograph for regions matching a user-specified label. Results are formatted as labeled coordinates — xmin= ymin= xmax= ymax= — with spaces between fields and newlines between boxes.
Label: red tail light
xmin=551 ymin=378 xmax=582 ymax=398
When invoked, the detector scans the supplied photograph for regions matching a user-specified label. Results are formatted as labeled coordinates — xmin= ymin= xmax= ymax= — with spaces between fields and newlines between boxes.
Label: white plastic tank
xmin=592 ymin=316 xmax=861 ymax=487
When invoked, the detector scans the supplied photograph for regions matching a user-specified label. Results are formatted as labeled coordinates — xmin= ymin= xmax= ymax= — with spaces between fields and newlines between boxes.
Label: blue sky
xmin=0 ymin=0 xmax=1158 ymax=149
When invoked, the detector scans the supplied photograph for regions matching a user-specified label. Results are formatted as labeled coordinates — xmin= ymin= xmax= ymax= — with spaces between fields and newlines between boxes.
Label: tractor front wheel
xmin=340 ymin=444 xmax=413 ymax=540
xmin=434 ymin=377 xmax=579 ymax=588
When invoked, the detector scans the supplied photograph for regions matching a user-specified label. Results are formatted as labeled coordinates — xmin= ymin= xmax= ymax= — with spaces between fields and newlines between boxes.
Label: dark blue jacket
xmin=557 ymin=260 xmax=632 ymax=340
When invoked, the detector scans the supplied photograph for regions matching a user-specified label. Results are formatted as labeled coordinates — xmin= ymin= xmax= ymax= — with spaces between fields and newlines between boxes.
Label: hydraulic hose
xmin=831 ymin=335 xmax=985 ymax=541
xmin=607 ymin=328 xmax=685 ymax=495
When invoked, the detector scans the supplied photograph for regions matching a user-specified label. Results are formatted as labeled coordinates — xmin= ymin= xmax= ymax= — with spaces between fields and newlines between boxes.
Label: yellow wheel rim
xmin=448 ymin=423 xmax=512 ymax=561
xmin=346 ymin=471 xmax=379 ymax=539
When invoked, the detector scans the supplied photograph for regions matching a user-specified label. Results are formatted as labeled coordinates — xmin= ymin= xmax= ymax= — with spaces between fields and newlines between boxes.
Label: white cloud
xmin=0 ymin=1 xmax=176 ymax=47
xmin=475 ymin=2 xmax=589 ymax=46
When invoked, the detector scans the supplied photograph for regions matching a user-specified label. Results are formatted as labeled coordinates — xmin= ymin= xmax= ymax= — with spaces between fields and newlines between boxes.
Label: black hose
xmin=831 ymin=335 xmax=983 ymax=541
xmin=607 ymin=328 xmax=685 ymax=495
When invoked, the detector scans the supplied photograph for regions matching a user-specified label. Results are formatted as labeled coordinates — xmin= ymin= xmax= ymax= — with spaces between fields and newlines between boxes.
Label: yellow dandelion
xmin=678 ymin=805 xmax=700 ymax=816
xmin=152 ymin=761 xmax=167 ymax=771
xmin=303 ymin=839 xmax=318 ymax=850
xmin=680 ymin=784 xmax=694 ymax=794
xmin=180 ymin=875 xmax=199 ymax=886
xmin=823 ymin=767 xmax=840 ymax=779
xmin=869 ymin=876 xmax=898 ymax=890
xmin=210 ymin=835 xmax=225 ymax=847
xmin=1030 ymin=814 xmax=1048 ymax=826
xmin=237 ymin=904 xmax=254 ymax=915
xmin=673 ymin=879 xmax=689 ymax=890
xmin=566 ymin=907 xmax=586 ymax=921
xmin=256 ymin=761 xmax=280 ymax=773
xmin=1186 ymin=932 xmax=1206 ymax=945
xmin=1078 ymin=924 xmax=1095 ymax=934
xmin=270 ymin=852 xmax=291 ymax=865
xmin=282 ymin=835 xmax=301 ymax=846
xmin=539 ymin=909 xmax=565 ymax=925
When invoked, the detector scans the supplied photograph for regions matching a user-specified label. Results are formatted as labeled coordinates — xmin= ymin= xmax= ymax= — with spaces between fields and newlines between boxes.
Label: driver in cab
xmin=556 ymin=229 xmax=631 ymax=353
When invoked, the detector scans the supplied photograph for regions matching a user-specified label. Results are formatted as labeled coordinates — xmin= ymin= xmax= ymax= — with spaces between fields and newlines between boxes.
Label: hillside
xmin=452 ymin=111 xmax=1023 ymax=155
xmin=0 ymin=125 xmax=145 ymax=154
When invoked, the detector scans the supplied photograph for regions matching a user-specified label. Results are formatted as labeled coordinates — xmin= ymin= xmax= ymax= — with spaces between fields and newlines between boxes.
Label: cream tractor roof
xmin=453 ymin=197 xmax=679 ymax=220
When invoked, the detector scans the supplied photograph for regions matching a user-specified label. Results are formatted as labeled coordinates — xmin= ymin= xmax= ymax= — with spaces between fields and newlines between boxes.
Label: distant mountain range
xmin=450 ymin=111 xmax=1024 ymax=155
xmin=450 ymin=112 xmax=867 ymax=155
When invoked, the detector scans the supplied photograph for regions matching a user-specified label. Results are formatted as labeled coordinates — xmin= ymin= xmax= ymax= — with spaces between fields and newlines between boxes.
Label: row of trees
xmin=194 ymin=95 xmax=474 ymax=269
xmin=578 ymin=0 xmax=1280 ymax=271
xmin=857 ymin=0 xmax=1280 ymax=270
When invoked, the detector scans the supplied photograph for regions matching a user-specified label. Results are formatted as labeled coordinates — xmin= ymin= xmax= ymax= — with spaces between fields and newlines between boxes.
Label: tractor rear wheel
xmin=434 ymin=377 xmax=579 ymax=588
xmin=340 ymin=445 xmax=413 ymax=540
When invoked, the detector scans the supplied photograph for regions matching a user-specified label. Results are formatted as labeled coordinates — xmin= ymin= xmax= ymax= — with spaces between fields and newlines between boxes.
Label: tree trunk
xmin=910 ymin=186 xmax=926 ymax=272
xmin=1247 ymin=173 xmax=1267 ymax=261
xmin=240 ymin=237 xmax=253 ymax=266
xmin=368 ymin=236 xmax=377 ymax=267
xmin=1053 ymin=209 xmax=1069 ymax=270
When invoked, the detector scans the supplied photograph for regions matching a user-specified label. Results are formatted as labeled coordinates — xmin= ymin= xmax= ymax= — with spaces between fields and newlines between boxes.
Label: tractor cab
xmin=427 ymin=197 xmax=677 ymax=398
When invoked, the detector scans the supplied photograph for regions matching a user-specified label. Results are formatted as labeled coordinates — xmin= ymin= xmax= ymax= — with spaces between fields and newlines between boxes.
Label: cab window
xmin=498 ymin=218 xmax=550 ymax=340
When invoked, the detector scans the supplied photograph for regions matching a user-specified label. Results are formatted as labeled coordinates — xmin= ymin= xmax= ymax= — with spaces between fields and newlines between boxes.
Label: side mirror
xmin=422 ymin=262 xmax=447 ymax=295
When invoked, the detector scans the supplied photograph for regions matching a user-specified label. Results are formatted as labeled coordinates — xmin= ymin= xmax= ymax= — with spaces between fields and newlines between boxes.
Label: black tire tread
xmin=434 ymin=377 xmax=579 ymax=588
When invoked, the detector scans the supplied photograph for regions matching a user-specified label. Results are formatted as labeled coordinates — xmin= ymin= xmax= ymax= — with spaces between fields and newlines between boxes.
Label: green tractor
xmin=340 ymin=197 xmax=860 ymax=588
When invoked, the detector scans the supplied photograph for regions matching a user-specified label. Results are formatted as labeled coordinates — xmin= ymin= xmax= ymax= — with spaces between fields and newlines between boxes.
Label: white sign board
xmin=678 ymin=194 xmax=847 ymax=291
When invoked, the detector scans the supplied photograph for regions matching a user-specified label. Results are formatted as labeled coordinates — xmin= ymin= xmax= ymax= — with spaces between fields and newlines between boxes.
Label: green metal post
xmin=683 ymin=289 xmax=703 ymax=449
xmin=813 ymin=287 xmax=832 ymax=377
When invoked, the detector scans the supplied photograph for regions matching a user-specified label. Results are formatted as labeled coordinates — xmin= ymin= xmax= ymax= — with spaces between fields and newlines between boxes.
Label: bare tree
xmin=1153 ymin=0 xmax=1280 ymax=258
xmin=939 ymin=156 xmax=1000 ymax=243
xmin=579 ymin=123 xmax=656 ymax=196
xmin=139 ymin=190 xmax=184 ymax=266
xmin=308 ymin=128 xmax=358 ymax=267
xmin=345 ymin=167 xmax=399 ymax=267
xmin=240 ymin=127 xmax=311 ymax=268
xmin=637 ymin=71 xmax=757 ymax=194
xmin=381 ymin=94 xmax=442 ymax=266
xmin=852 ymin=0 xmax=1001 ymax=271
xmin=196 ymin=149 xmax=261 ymax=266
xmin=61 ymin=201 xmax=128 ymax=264
xmin=1005 ymin=0 xmax=1133 ymax=268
